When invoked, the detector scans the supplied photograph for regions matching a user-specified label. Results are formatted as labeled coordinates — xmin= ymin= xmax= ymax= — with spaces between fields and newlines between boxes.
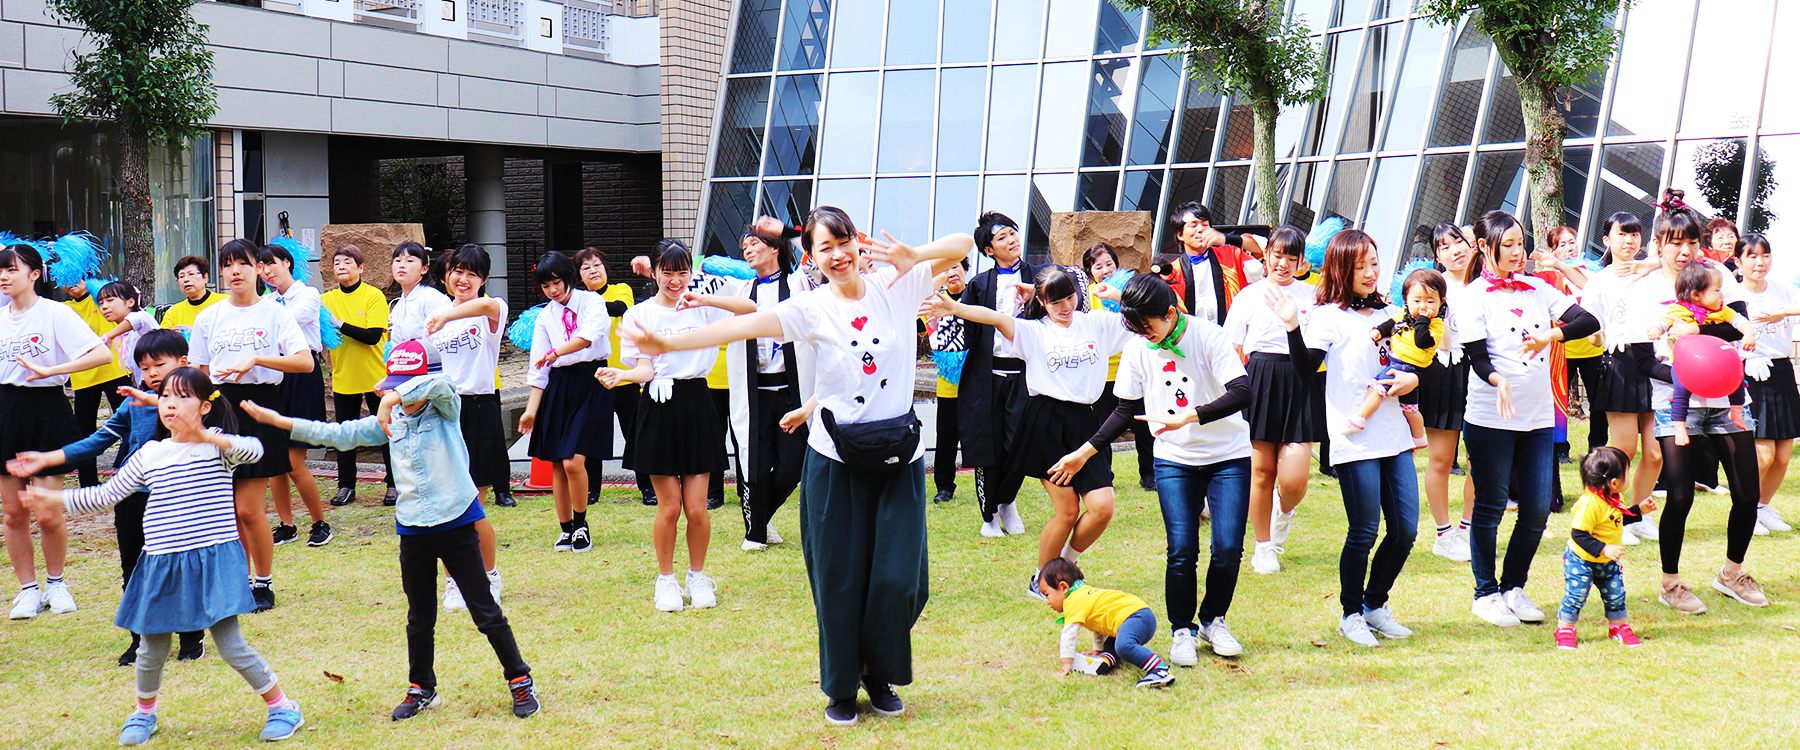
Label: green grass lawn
xmin=6 ymin=432 xmax=1800 ymax=748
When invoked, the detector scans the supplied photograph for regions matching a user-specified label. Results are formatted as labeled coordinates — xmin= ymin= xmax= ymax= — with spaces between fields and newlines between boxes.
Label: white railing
xmin=562 ymin=3 xmax=610 ymax=54
xmin=468 ymin=0 xmax=522 ymax=35
xmin=355 ymin=0 xmax=418 ymax=21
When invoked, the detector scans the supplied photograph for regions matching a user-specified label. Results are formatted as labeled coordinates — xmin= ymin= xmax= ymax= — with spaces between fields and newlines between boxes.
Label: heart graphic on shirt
xmin=28 ymin=335 xmax=38 ymax=343
xmin=1174 ymin=389 xmax=1188 ymax=407
xmin=861 ymin=351 xmax=877 ymax=375
xmin=1510 ymin=308 xmax=1525 ymax=317
xmin=1162 ymin=361 xmax=1178 ymax=372
xmin=851 ymin=316 xmax=868 ymax=331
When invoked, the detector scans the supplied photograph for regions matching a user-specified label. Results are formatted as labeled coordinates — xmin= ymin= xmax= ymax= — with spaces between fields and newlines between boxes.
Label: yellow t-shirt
xmin=706 ymin=347 xmax=731 ymax=389
xmin=67 ymin=294 xmax=130 ymax=390
xmin=1665 ymin=301 xmax=1734 ymax=326
xmin=1567 ymin=489 xmax=1627 ymax=563
xmin=602 ymin=283 xmax=635 ymax=366
xmin=1058 ymin=583 xmax=1150 ymax=639
xmin=321 ymin=282 xmax=391 ymax=394
xmin=1087 ymin=288 xmax=1122 ymax=381
xmin=159 ymin=291 xmax=226 ymax=333
xmin=1388 ymin=313 xmax=1444 ymax=369
xmin=1296 ymin=269 xmax=1323 ymax=287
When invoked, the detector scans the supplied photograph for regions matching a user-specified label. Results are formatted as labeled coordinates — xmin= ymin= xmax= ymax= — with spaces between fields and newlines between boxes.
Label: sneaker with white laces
xmin=1620 ymin=525 xmax=1641 ymax=545
xmin=1758 ymin=505 xmax=1793 ymax=532
xmin=8 ymin=587 xmax=44 ymax=620
xmin=1625 ymin=517 xmax=1659 ymax=542
xmin=1713 ymin=568 xmax=1769 ymax=607
xmin=43 ymin=580 xmax=75 ymax=614
xmin=741 ymin=538 xmax=769 ymax=552
xmin=1168 ymin=628 xmax=1199 ymax=666
xmin=1362 ymin=606 xmax=1413 ymax=639
xmin=553 ymin=531 xmax=573 ymax=552
xmin=1270 ymin=505 xmax=1294 ymax=546
xmin=1339 ymin=613 xmax=1379 ymax=647
xmin=654 ymin=577 xmax=684 ymax=612
xmin=1432 ymin=529 xmax=1472 ymax=562
xmin=979 ymin=518 xmax=1006 ymax=538
xmin=443 ymin=577 xmax=467 ymax=612
xmin=571 ymin=525 xmax=592 ymax=553
xmin=1250 ymin=541 xmax=1282 ymax=575
xmin=1472 ymin=593 xmax=1521 ymax=626
xmin=1659 ymin=579 xmax=1708 ymax=614
xmin=687 ymin=571 xmax=718 ymax=609
xmin=764 ymin=525 xmax=785 ymax=545
xmin=488 ymin=570 xmax=503 ymax=606
xmin=1502 ymin=588 xmax=1545 ymax=623
xmin=1199 ymin=617 xmax=1243 ymax=657
xmin=999 ymin=503 xmax=1026 ymax=535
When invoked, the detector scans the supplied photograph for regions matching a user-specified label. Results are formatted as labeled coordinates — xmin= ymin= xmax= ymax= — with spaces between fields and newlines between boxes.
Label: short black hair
xmin=1266 ymin=226 xmax=1305 ymax=259
xmin=1119 ymin=273 xmax=1180 ymax=336
xmin=533 ymin=251 xmax=579 ymax=288
xmin=1580 ymin=446 xmax=1630 ymax=493
xmin=650 ymin=238 xmax=694 ymax=274
xmin=1039 ymin=558 xmax=1083 ymax=590
xmin=1169 ymin=201 xmax=1212 ymax=238
xmin=1674 ymin=262 xmax=1719 ymax=306
xmin=444 ymin=243 xmax=491 ymax=280
xmin=257 ymin=243 xmax=294 ymax=271
xmin=1021 ymin=265 xmax=1081 ymax=320
xmin=973 ymin=211 xmax=1018 ymax=256
xmin=218 ymin=238 xmax=259 ymax=268
xmin=96 ymin=281 xmax=141 ymax=310
xmin=133 ymin=329 xmax=189 ymax=365
xmin=393 ymin=241 xmax=430 ymax=264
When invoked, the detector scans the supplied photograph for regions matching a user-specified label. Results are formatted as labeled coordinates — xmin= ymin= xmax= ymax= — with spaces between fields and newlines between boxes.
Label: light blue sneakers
xmin=259 ymin=703 xmax=304 ymax=742
xmin=119 ymin=711 xmax=158 ymax=746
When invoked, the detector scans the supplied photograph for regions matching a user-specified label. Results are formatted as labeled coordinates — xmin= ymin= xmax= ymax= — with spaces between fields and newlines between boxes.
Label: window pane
xmin=759 ymin=178 xmax=814 ymax=232
xmin=1243 ymin=164 xmax=1288 ymax=225
xmin=1681 ymin=0 xmax=1773 ymax=136
xmin=885 ymin=0 xmax=939 ymax=65
xmin=873 ymin=177 xmax=932 ymax=243
xmin=1481 ymin=62 xmax=1525 ymax=144
xmin=1407 ymin=152 xmax=1468 ymax=242
xmin=1218 ymin=101 xmax=1254 ymax=160
xmin=704 ymin=181 xmax=756 ymax=258
xmin=935 ymin=175 xmax=980 ymax=238
xmin=987 ymin=64 xmax=1039 ymax=170
xmin=1174 ymin=68 xmax=1222 ymax=163
xmin=1558 ymin=146 xmax=1592 ymax=233
xmin=1670 ymin=138 xmax=1753 ymax=221
xmin=983 ymin=174 xmax=1030 ymax=229
xmin=1381 ymin=19 xmax=1447 ymax=151
xmin=779 ymin=0 xmax=831 ymax=71
xmin=765 ymin=74 xmax=823 ymax=177
xmin=1078 ymin=171 xmax=1119 ymax=211
xmin=1168 ymin=167 xmax=1209 ymax=212
xmin=1035 ymin=62 xmax=1087 ymax=170
xmin=1762 ymin=2 xmax=1800 ymax=134
xmin=829 ymin=0 xmax=882 ymax=69
xmin=1211 ymin=166 xmax=1250 ymax=224
xmin=819 ymin=71 xmax=878 ymax=174
xmin=1045 ymin=0 xmax=1097 ymax=57
xmin=1323 ymin=158 xmax=1367 ymax=223
xmin=1564 ymin=69 xmax=1606 ymax=140
xmin=1371 ymin=0 xmax=1400 ymax=20
xmin=1429 ymin=20 xmax=1490 ymax=148
xmin=1290 ymin=0 xmax=1331 ymax=35
xmin=1094 ymin=0 xmax=1141 ymax=55
xmin=1082 ymin=59 xmax=1132 ymax=167
xmin=1028 ymin=172 xmax=1076 ymax=261
xmin=993 ymin=0 xmax=1045 ymax=61
xmin=1361 ymin=155 xmax=1418 ymax=267
xmin=1128 ymin=54 xmax=1181 ymax=166
xmin=1121 ymin=169 xmax=1164 ymax=213
xmin=1332 ymin=0 xmax=1369 ymax=28
xmin=1464 ymin=150 xmax=1526 ymax=222
xmin=1590 ymin=142 xmax=1663 ymax=248
xmin=713 ymin=77 xmax=770 ymax=178
xmin=1752 ymin=136 xmax=1796 ymax=268
xmin=1285 ymin=162 xmax=1327 ymax=230
xmin=816 ymin=177 xmax=872 ymax=228
xmin=1608 ymin=0 xmax=1695 ymax=138
xmin=942 ymin=0 xmax=993 ymax=64
xmin=1301 ymin=29 xmax=1364 ymax=157
xmin=1274 ymin=103 xmax=1307 ymax=159
xmin=730 ymin=0 xmax=780 ymax=74
xmin=878 ymin=70 xmax=936 ymax=173
xmin=938 ymin=67 xmax=987 ymax=171
xmin=1339 ymin=23 xmax=1396 ymax=154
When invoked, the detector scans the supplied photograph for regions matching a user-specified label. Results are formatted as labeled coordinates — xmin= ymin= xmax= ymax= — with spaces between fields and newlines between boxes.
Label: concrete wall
xmin=0 ymin=0 xmax=661 ymax=153
xmin=659 ymin=0 xmax=731 ymax=242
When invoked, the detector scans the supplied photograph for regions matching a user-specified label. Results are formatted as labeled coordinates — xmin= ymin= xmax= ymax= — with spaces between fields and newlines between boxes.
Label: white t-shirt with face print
xmin=1009 ymin=311 xmax=1135 ymax=404
xmin=1112 ymin=315 xmax=1251 ymax=467
xmin=1457 ymin=275 xmax=1574 ymax=431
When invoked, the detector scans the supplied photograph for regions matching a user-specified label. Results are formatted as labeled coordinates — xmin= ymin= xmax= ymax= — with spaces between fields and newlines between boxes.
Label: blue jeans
xmin=1153 ymin=457 xmax=1251 ymax=632
xmin=1333 ymin=451 xmax=1419 ymax=616
xmin=1559 ymin=549 xmax=1627 ymax=623
xmin=1463 ymin=423 xmax=1554 ymax=599
xmin=1104 ymin=608 xmax=1160 ymax=672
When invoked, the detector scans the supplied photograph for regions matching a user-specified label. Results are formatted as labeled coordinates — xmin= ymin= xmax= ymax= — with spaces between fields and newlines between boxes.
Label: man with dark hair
xmin=1166 ymin=201 xmax=1258 ymax=326
xmin=959 ymin=211 xmax=1034 ymax=538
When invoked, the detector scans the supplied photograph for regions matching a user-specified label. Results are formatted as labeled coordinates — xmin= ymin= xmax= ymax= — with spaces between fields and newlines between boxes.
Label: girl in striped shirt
xmin=18 ymin=367 xmax=305 ymax=745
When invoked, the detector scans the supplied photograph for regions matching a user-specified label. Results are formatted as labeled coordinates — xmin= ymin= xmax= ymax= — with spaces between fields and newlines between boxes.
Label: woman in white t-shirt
xmin=1223 ymin=227 xmax=1321 ymax=576
xmin=1581 ymin=212 xmax=1664 ymax=542
xmin=189 ymin=239 xmax=315 ymax=613
xmin=256 ymin=242 xmax=329 ymax=549
xmin=1455 ymin=211 xmax=1599 ymax=628
xmin=1270 ymin=229 xmax=1425 ymax=648
xmin=624 ymin=206 xmax=970 ymax=726
xmin=518 ymin=252 xmax=611 ymax=556
xmin=925 ymin=266 xmax=1133 ymax=601
xmin=1415 ymin=223 xmax=1481 ymax=561
xmin=1735 ymin=235 xmax=1800 ymax=534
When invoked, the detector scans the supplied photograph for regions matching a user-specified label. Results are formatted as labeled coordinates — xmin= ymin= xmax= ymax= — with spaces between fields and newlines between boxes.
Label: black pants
xmin=741 ymin=386 xmax=806 ymax=543
xmin=73 ymin=377 xmax=130 ymax=487
xmin=333 ymin=392 xmax=393 ymax=490
xmin=976 ymin=371 xmax=1028 ymax=522
xmin=400 ymin=521 xmax=529 ymax=691
xmin=1567 ymin=355 xmax=1608 ymax=449
xmin=115 ymin=492 xmax=149 ymax=590
xmin=613 ymin=382 xmax=653 ymax=495
xmin=934 ymin=396 xmax=960 ymax=493
xmin=1093 ymin=380 xmax=1155 ymax=484
xmin=1657 ymin=431 xmax=1760 ymax=575
xmin=710 ymin=388 xmax=732 ymax=501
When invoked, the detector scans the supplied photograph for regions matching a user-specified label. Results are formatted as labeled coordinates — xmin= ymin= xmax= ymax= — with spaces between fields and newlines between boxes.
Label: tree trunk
xmin=117 ymin=125 xmax=156 ymax=300
xmin=1516 ymin=73 xmax=1567 ymax=254
xmin=1249 ymin=86 xmax=1281 ymax=227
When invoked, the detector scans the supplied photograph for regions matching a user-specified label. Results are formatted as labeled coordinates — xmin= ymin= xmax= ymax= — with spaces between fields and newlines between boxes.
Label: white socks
xmin=1060 ymin=543 xmax=1084 ymax=563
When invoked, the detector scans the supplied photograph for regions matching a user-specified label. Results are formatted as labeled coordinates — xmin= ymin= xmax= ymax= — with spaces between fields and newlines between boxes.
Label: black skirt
xmin=1597 ymin=350 xmax=1651 ymax=415
xmin=0 ymin=385 xmax=78 ymax=475
xmin=627 ymin=378 xmax=725 ymax=477
xmin=1747 ymin=358 xmax=1800 ymax=441
xmin=460 ymin=393 xmax=512 ymax=489
xmin=1243 ymin=352 xmax=1324 ymax=444
xmin=216 ymin=382 xmax=293 ymax=480
xmin=278 ymin=353 xmax=328 ymax=449
xmin=1009 ymin=394 xmax=1113 ymax=495
xmin=1419 ymin=357 xmax=1472 ymax=432
xmin=527 ymin=360 xmax=614 ymax=462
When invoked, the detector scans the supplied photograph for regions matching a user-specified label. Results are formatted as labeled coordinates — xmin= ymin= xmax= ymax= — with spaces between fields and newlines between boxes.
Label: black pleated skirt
xmin=278 ymin=352 xmax=328 ymax=449
xmin=0 ymin=385 xmax=77 ymax=475
xmin=527 ymin=360 xmax=614 ymax=462
xmin=216 ymin=382 xmax=292 ymax=480
xmin=627 ymin=378 xmax=725 ymax=477
xmin=1419 ymin=357 xmax=1472 ymax=432
xmin=1010 ymin=394 xmax=1112 ymax=495
xmin=1597 ymin=350 xmax=1651 ymax=415
xmin=1243 ymin=352 xmax=1324 ymax=444
xmin=460 ymin=393 xmax=511 ymax=489
xmin=1747 ymin=358 xmax=1800 ymax=441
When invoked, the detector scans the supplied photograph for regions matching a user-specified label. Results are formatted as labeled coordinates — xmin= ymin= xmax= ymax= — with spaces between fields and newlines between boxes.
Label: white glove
xmin=1745 ymin=356 xmax=1773 ymax=381
xmin=648 ymin=377 xmax=675 ymax=403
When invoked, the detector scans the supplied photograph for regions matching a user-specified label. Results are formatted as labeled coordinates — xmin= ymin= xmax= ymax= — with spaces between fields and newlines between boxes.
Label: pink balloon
xmin=1670 ymin=334 xmax=1744 ymax=399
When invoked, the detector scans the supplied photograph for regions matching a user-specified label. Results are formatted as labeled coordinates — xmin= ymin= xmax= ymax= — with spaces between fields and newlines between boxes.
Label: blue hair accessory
xmin=701 ymin=255 xmax=757 ymax=281
xmin=1305 ymin=216 xmax=1348 ymax=269
xmin=45 ymin=232 xmax=107 ymax=288
xmin=84 ymin=277 xmax=115 ymax=300
xmin=509 ymin=303 xmax=547 ymax=351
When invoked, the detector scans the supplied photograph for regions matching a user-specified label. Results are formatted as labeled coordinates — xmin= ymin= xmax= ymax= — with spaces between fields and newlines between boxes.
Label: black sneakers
xmin=932 ymin=488 xmax=954 ymax=503
xmin=383 ymin=487 xmax=399 ymax=506
xmin=706 ymin=495 xmax=724 ymax=510
xmin=252 ymin=585 xmax=276 ymax=613
xmin=862 ymin=677 xmax=904 ymax=717
xmin=640 ymin=491 xmax=657 ymax=507
xmin=329 ymin=488 xmax=355 ymax=507
xmin=176 ymin=631 xmax=205 ymax=661
xmin=571 ymin=525 xmax=592 ymax=553
xmin=271 ymin=524 xmax=298 ymax=546
xmin=118 ymin=633 xmax=141 ymax=666
xmin=391 ymin=684 xmax=437 ymax=721
xmin=306 ymin=521 xmax=334 ymax=547
xmin=553 ymin=531 xmax=573 ymax=552
xmin=823 ymin=698 xmax=858 ymax=726
xmin=494 ymin=491 xmax=517 ymax=508
xmin=509 ymin=675 xmax=539 ymax=718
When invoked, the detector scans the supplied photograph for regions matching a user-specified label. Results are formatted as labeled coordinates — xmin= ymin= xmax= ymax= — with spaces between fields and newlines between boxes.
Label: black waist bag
xmin=820 ymin=407 xmax=921 ymax=475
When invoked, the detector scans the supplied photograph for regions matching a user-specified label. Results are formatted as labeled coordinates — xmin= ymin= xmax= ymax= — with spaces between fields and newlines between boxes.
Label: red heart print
xmin=851 ymin=316 xmax=868 ymax=330
xmin=1510 ymin=308 xmax=1524 ymax=317
xmin=1162 ymin=361 xmax=1178 ymax=372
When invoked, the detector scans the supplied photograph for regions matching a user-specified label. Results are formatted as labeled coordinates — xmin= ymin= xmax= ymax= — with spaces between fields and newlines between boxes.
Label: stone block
xmin=319 ymin=223 xmax=426 ymax=295
xmin=1048 ymin=211 xmax=1155 ymax=272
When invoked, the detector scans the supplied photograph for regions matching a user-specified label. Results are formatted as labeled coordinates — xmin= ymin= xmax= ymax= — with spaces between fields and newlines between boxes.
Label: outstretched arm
xmin=923 ymin=292 xmax=1016 ymax=341
xmin=624 ymin=311 xmax=786 ymax=357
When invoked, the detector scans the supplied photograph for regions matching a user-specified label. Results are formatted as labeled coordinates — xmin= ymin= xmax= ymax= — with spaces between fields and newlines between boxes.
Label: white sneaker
xmin=1699 ymin=482 xmax=1729 ymax=496
xmin=1199 ymin=617 xmax=1243 ymax=657
xmin=8 ymin=587 xmax=45 ymax=620
xmin=1250 ymin=541 xmax=1282 ymax=575
xmin=1339 ymin=613 xmax=1379 ymax=647
xmin=1620 ymin=526 xmax=1641 ymax=545
xmin=654 ymin=577 xmax=684 ymax=612
xmin=1758 ymin=505 xmax=1792 ymax=532
xmin=1625 ymin=518 xmax=1660 ymax=542
xmin=1362 ymin=606 xmax=1413 ymax=639
xmin=1069 ymin=653 xmax=1110 ymax=676
xmin=443 ymin=577 xmax=467 ymax=612
xmin=488 ymin=570 xmax=503 ymax=606
xmin=687 ymin=571 xmax=718 ymax=609
xmin=1270 ymin=505 xmax=1294 ymax=546
xmin=1502 ymin=587 xmax=1545 ymax=623
xmin=1472 ymin=593 xmax=1521 ymax=627
xmin=1168 ymin=628 xmax=1199 ymax=666
xmin=741 ymin=538 xmax=770 ymax=552
xmin=1754 ymin=519 xmax=1771 ymax=536
xmin=999 ymin=503 xmax=1026 ymax=535
xmin=43 ymin=581 xmax=76 ymax=614
xmin=1652 ymin=489 xmax=1668 ymax=499
xmin=1432 ymin=529 xmax=1472 ymax=562
xmin=979 ymin=518 xmax=1006 ymax=538
xmin=764 ymin=525 xmax=785 ymax=545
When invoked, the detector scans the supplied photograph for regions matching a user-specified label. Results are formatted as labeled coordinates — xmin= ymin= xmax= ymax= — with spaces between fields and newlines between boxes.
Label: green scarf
xmin=1146 ymin=315 xmax=1188 ymax=358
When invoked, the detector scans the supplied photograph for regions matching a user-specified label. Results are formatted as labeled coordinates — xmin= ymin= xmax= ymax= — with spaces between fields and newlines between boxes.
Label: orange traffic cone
xmin=523 ymin=458 xmax=555 ymax=490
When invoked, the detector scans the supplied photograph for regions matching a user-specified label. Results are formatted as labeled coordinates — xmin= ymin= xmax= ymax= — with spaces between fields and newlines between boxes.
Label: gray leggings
xmin=137 ymin=616 xmax=277 ymax=699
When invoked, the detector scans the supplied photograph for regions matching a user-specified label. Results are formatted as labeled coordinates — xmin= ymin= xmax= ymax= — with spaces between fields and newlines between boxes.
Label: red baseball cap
xmin=375 ymin=339 xmax=442 ymax=392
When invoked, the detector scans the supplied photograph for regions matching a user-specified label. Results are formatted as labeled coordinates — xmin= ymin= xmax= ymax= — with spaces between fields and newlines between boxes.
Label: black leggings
xmin=1657 ymin=431 xmax=1760 ymax=575
xmin=935 ymin=395 xmax=960 ymax=493
xmin=333 ymin=392 xmax=393 ymax=490
xmin=1567 ymin=355 xmax=1607 ymax=448
xmin=1093 ymin=380 xmax=1155 ymax=484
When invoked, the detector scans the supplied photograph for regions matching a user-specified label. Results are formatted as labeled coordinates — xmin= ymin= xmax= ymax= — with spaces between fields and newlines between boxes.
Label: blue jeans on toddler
xmin=1100 ymin=609 xmax=1162 ymax=673
xmin=1559 ymin=549 xmax=1627 ymax=623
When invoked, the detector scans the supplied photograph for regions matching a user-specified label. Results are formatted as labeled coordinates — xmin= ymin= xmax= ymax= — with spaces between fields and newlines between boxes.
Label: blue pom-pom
xmin=1099 ymin=269 xmax=1136 ymax=312
xmin=83 ymin=277 xmax=113 ymax=300
xmin=701 ymin=255 xmax=757 ymax=280
xmin=1305 ymin=217 xmax=1348 ymax=269
xmin=271 ymin=237 xmax=314 ymax=285
xmin=1388 ymin=256 xmax=1440 ymax=302
xmin=45 ymin=232 xmax=107 ymax=288
xmin=0 ymin=231 xmax=32 ymax=250
xmin=508 ymin=304 xmax=546 ymax=351
xmin=932 ymin=349 xmax=967 ymax=387
xmin=319 ymin=306 xmax=343 ymax=350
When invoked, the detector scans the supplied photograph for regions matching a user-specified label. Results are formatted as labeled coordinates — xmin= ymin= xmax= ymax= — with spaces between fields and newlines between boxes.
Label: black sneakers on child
xmin=509 ymin=675 xmax=539 ymax=718
xmin=176 ymin=631 xmax=205 ymax=661
xmin=252 ymin=585 xmax=276 ymax=613
xmin=306 ymin=521 xmax=334 ymax=547
xmin=391 ymin=684 xmax=437 ymax=721
xmin=553 ymin=531 xmax=573 ymax=552
xmin=329 ymin=488 xmax=355 ymax=507
xmin=571 ymin=526 xmax=592 ymax=553
xmin=494 ymin=490 xmax=517 ymax=508
xmin=271 ymin=524 xmax=298 ymax=546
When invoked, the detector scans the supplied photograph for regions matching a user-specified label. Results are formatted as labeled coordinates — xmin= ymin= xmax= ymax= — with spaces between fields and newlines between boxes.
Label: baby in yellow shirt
xmin=1648 ymin=263 xmax=1756 ymax=444
xmin=1347 ymin=268 xmax=1445 ymax=448
xmin=1037 ymin=558 xmax=1173 ymax=689
xmin=1555 ymin=447 xmax=1656 ymax=650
